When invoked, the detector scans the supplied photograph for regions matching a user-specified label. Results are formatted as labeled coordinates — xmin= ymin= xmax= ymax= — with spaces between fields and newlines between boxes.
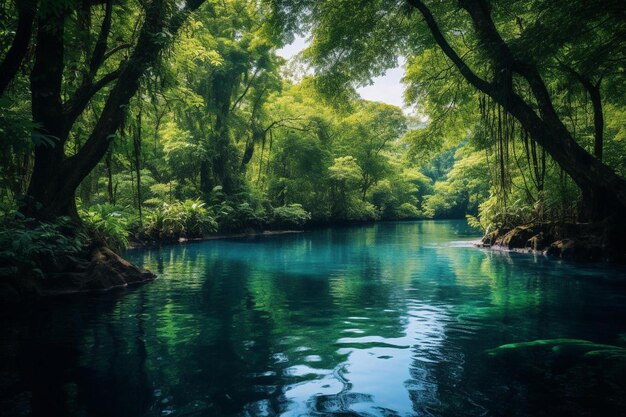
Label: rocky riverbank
xmin=478 ymin=219 xmax=626 ymax=263
xmin=0 ymin=246 xmax=155 ymax=310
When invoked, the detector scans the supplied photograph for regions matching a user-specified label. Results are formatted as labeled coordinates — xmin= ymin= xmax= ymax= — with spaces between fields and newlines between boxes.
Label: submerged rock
xmin=485 ymin=338 xmax=626 ymax=415
xmin=485 ymin=338 xmax=625 ymax=358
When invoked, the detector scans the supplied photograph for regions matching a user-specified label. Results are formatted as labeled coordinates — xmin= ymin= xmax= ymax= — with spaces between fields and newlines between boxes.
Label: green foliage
xmin=422 ymin=149 xmax=490 ymax=219
xmin=143 ymin=199 xmax=218 ymax=241
xmin=396 ymin=203 xmax=422 ymax=220
xmin=214 ymin=201 xmax=266 ymax=233
xmin=0 ymin=216 xmax=85 ymax=276
xmin=344 ymin=200 xmax=380 ymax=222
xmin=5 ymin=0 xmax=625 ymax=254
xmin=270 ymin=204 xmax=311 ymax=229
xmin=79 ymin=204 xmax=131 ymax=252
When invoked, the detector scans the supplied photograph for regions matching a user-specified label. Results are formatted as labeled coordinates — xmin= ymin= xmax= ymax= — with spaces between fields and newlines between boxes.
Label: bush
xmin=396 ymin=202 xmax=421 ymax=219
xmin=270 ymin=204 xmax=311 ymax=229
xmin=0 ymin=215 xmax=86 ymax=276
xmin=345 ymin=200 xmax=380 ymax=222
xmin=473 ymin=196 xmax=535 ymax=231
xmin=143 ymin=199 xmax=217 ymax=241
xmin=80 ymin=204 xmax=131 ymax=251
xmin=213 ymin=201 xmax=266 ymax=233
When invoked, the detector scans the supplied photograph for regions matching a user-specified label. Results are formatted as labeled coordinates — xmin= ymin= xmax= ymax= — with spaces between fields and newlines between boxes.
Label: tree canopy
xmin=1 ymin=0 xmax=625 ymax=251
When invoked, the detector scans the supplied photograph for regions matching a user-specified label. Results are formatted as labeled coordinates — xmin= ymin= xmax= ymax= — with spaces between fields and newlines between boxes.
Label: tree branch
xmin=56 ymin=0 xmax=207 ymax=203
xmin=407 ymin=0 xmax=494 ymax=95
xmin=64 ymin=69 xmax=121 ymax=124
xmin=0 ymin=0 xmax=37 ymax=95
xmin=88 ymin=0 xmax=113 ymax=77
xmin=103 ymin=43 xmax=133 ymax=60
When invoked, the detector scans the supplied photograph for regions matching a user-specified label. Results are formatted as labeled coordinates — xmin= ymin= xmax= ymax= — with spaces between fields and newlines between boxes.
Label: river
xmin=1 ymin=220 xmax=626 ymax=416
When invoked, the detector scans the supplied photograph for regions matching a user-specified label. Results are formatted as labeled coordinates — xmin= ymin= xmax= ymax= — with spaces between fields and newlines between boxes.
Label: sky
xmin=276 ymin=36 xmax=409 ymax=112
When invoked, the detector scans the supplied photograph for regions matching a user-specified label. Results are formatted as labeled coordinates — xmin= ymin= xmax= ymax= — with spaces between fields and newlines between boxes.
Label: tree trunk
xmin=24 ymin=7 xmax=75 ymax=218
xmin=105 ymin=150 xmax=115 ymax=204
xmin=133 ymin=112 xmax=143 ymax=225
xmin=200 ymin=160 xmax=213 ymax=196
xmin=587 ymin=82 xmax=604 ymax=161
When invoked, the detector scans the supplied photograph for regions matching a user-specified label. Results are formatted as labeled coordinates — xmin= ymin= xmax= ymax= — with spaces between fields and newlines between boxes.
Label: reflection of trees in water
xmin=0 ymin=292 xmax=154 ymax=417
xmin=417 ymin=241 xmax=626 ymax=416
xmin=15 ymin=221 xmax=624 ymax=417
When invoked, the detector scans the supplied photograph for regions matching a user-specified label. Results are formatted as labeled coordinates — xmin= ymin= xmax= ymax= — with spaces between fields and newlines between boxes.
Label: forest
xmin=2 ymin=1 xmax=626 ymax=416
xmin=1 ymin=0 xmax=626 ymax=296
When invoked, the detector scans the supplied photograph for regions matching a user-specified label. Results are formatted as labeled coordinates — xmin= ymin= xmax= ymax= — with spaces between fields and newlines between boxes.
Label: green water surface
xmin=2 ymin=220 xmax=626 ymax=416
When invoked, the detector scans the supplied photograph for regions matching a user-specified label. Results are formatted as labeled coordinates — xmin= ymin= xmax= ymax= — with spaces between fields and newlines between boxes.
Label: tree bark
xmin=0 ymin=0 xmax=37 ymax=96
xmin=587 ymin=82 xmax=603 ymax=161
xmin=25 ymin=6 xmax=74 ymax=217
xmin=133 ymin=111 xmax=143 ymax=225
xmin=105 ymin=150 xmax=115 ymax=204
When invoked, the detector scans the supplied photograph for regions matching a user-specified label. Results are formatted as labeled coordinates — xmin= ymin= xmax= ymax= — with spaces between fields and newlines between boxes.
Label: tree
xmin=337 ymin=101 xmax=407 ymax=200
xmin=269 ymin=0 xmax=626 ymax=221
xmin=22 ymin=0 xmax=206 ymax=219
xmin=169 ymin=0 xmax=282 ymax=197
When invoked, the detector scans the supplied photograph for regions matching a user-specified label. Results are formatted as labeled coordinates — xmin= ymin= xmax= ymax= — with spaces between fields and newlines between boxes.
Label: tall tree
xmin=23 ymin=0 xmax=205 ymax=219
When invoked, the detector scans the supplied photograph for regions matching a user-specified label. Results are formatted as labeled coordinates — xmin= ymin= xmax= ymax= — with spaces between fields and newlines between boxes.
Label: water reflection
xmin=1 ymin=220 xmax=626 ymax=416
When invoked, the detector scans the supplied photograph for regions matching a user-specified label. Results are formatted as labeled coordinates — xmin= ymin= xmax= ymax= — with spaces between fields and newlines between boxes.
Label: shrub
xmin=270 ymin=204 xmax=311 ymax=229
xmin=396 ymin=202 xmax=421 ymax=219
xmin=80 ymin=204 xmax=131 ymax=251
xmin=0 ymin=215 xmax=86 ymax=276
xmin=143 ymin=199 xmax=217 ymax=241
xmin=345 ymin=200 xmax=380 ymax=222
xmin=214 ymin=201 xmax=266 ymax=233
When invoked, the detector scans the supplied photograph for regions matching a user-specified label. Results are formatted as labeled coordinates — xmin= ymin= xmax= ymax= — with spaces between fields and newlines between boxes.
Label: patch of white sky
xmin=276 ymin=35 xmax=415 ymax=115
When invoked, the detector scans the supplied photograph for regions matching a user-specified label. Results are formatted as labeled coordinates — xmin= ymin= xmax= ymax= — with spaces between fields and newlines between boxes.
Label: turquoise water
xmin=2 ymin=220 xmax=626 ymax=416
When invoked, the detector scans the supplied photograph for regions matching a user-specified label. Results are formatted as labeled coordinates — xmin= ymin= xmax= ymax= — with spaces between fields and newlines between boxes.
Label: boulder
xmin=546 ymin=238 xmax=603 ymax=262
xmin=495 ymin=225 xmax=538 ymax=249
xmin=0 ymin=247 xmax=155 ymax=308
xmin=526 ymin=232 xmax=547 ymax=251
xmin=481 ymin=228 xmax=509 ymax=247
xmin=41 ymin=247 xmax=155 ymax=294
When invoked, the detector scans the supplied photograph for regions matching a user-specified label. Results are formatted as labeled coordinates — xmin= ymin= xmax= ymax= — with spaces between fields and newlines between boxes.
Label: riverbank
xmin=0 ymin=246 xmax=155 ymax=311
xmin=127 ymin=229 xmax=305 ymax=249
xmin=478 ymin=219 xmax=626 ymax=263
xmin=0 ymin=221 xmax=394 ymax=310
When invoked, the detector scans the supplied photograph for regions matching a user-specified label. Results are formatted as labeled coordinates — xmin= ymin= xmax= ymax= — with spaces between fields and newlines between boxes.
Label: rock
xmin=85 ymin=247 xmax=155 ymax=289
xmin=526 ymin=232 xmax=547 ymax=251
xmin=481 ymin=228 xmax=508 ymax=247
xmin=546 ymin=238 xmax=603 ymax=262
xmin=495 ymin=225 xmax=537 ymax=249
xmin=176 ymin=400 xmax=211 ymax=416
xmin=42 ymin=247 xmax=155 ymax=294
xmin=0 ymin=246 xmax=155 ymax=308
